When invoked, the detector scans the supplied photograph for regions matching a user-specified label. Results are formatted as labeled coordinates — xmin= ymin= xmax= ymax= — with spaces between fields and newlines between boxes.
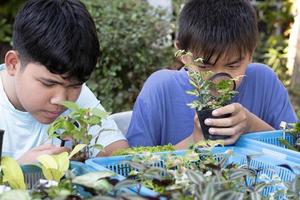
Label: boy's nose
xmin=50 ymin=90 xmax=67 ymax=104
xmin=212 ymin=66 xmax=225 ymax=74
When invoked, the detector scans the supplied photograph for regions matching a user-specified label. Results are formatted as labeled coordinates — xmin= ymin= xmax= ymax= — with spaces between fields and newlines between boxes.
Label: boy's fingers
xmin=205 ymin=114 xmax=240 ymax=127
xmin=60 ymin=136 xmax=73 ymax=141
xmin=33 ymin=143 xmax=55 ymax=150
xmin=44 ymin=147 xmax=71 ymax=155
xmin=208 ymin=125 xmax=243 ymax=136
xmin=212 ymin=103 xmax=241 ymax=116
xmin=223 ymin=134 xmax=240 ymax=145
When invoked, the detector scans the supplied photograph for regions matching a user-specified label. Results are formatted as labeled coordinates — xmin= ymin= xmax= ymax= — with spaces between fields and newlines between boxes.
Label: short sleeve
xmin=126 ymin=96 xmax=161 ymax=146
xmin=266 ymin=73 xmax=298 ymax=129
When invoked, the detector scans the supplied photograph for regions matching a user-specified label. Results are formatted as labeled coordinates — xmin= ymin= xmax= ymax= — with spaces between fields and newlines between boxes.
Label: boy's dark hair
xmin=177 ymin=0 xmax=258 ymax=64
xmin=13 ymin=0 xmax=100 ymax=83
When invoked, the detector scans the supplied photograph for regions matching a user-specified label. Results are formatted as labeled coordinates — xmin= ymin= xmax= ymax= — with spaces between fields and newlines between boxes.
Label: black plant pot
xmin=197 ymin=109 xmax=230 ymax=140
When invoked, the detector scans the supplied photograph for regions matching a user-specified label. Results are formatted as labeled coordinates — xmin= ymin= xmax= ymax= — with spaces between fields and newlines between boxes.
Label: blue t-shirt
xmin=126 ymin=63 xmax=298 ymax=146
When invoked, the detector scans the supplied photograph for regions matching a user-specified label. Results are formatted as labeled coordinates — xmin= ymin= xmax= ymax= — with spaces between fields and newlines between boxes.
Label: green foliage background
xmin=0 ymin=0 xmax=296 ymax=113
xmin=83 ymin=0 xmax=174 ymax=112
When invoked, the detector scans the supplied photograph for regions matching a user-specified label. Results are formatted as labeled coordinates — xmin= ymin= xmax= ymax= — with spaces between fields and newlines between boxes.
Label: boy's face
xmin=4 ymin=51 xmax=83 ymax=124
xmin=181 ymin=51 xmax=252 ymax=88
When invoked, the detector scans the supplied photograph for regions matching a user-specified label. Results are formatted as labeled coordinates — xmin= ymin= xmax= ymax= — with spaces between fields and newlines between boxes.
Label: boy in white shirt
xmin=0 ymin=0 xmax=128 ymax=164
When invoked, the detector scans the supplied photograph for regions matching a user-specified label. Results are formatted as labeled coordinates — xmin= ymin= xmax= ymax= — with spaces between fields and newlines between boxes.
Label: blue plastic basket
xmin=240 ymin=130 xmax=297 ymax=147
xmin=21 ymin=164 xmax=43 ymax=189
xmin=86 ymin=147 xmax=295 ymax=198
xmin=238 ymin=130 xmax=300 ymax=168
xmin=21 ymin=161 xmax=95 ymax=189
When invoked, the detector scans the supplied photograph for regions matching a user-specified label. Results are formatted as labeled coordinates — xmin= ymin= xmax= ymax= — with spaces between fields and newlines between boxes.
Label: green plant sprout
xmin=279 ymin=121 xmax=300 ymax=151
xmin=47 ymin=101 xmax=110 ymax=160
xmin=175 ymin=50 xmax=239 ymax=111
xmin=112 ymin=144 xmax=175 ymax=156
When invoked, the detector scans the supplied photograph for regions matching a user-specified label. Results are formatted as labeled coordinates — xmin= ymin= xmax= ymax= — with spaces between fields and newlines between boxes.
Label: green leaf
xmin=249 ymin=191 xmax=261 ymax=200
xmin=53 ymin=152 xmax=69 ymax=173
xmin=37 ymin=154 xmax=66 ymax=181
xmin=62 ymin=120 xmax=75 ymax=131
xmin=72 ymin=171 xmax=115 ymax=188
xmin=86 ymin=115 xmax=101 ymax=125
xmin=278 ymin=138 xmax=298 ymax=151
xmin=0 ymin=190 xmax=30 ymax=200
xmin=91 ymin=108 xmax=109 ymax=118
xmin=92 ymin=179 xmax=114 ymax=192
xmin=1 ymin=157 xmax=26 ymax=190
xmin=37 ymin=154 xmax=58 ymax=169
xmin=69 ymin=144 xmax=87 ymax=159
xmin=114 ymin=179 xmax=137 ymax=191
xmin=93 ymin=144 xmax=104 ymax=151
xmin=59 ymin=101 xmax=80 ymax=111
xmin=40 ymin=166 xmax=64 ymax=181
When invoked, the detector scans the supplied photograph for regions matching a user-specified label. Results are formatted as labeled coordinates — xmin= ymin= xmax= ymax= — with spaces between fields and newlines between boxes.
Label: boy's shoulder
xmin=241 ymin=63 xmax=280 ymax=92
xmin=246 ymin=63 xmax=277 ymax=78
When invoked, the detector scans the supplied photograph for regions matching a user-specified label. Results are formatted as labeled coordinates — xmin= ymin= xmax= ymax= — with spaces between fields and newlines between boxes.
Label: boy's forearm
xmin=247 ymin=111 xmax=274 ymax=133
xmin=97 ymin=140 xmax=129 ymax=157
xmin=175 ymin=135 xmax=193 ymax=150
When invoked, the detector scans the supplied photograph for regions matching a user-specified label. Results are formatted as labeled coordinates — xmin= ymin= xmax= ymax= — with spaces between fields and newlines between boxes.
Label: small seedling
xmin=47 ymin=101 xmax=109 ymax=161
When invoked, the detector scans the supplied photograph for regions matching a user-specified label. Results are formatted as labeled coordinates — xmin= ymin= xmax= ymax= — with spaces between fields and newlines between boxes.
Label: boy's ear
xmin=4 ymin=50 xmax=20 ymax=76
xmin=174 ymin=40 xmax=190 ymax=65
xmin=174 ymin=40 xmax=180 ymax=49
xmin=247 ymin=52 xmax=254 ymax=63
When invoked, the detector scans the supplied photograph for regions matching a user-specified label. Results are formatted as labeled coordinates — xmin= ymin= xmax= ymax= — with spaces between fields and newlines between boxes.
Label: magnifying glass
xmin=208 ymin=72 xmax=236 ymax=99
xmin=200 ymin=72 xmax=236 ymax=140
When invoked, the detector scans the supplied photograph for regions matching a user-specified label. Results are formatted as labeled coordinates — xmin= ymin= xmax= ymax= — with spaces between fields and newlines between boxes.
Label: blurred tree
xmin=0 ymin=0 xmax=25 ymax=63
xmin=83 ymin=0 xmax=174 ymax=112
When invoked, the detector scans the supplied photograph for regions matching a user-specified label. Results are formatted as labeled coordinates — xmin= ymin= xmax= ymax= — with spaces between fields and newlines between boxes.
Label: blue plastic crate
xmin=21 ymin=164 xmax=43 ymax=189
xmin=21 ymin=161 xmax=95 ymax=189
xmin=238 ymin=130 xmax=300 ymax=168
xmin=240 ymin=130 xmax=297 ymax=147
xmin=86 ymin=147 xmax=295 ymax=198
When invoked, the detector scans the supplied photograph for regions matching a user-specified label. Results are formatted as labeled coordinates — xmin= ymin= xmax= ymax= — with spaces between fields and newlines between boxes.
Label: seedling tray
xmin=86 ymin=147 xmax=296 ymax=198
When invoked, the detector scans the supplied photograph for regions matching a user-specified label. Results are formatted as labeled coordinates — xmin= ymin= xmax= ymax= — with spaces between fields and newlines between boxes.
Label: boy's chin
xmin=32 ymin=115 xmax=58 ymax=125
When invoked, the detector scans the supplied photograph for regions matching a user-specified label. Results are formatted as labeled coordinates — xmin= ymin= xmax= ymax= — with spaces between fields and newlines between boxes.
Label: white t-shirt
xmin=0 ymin=64 xmax=126 ymax=159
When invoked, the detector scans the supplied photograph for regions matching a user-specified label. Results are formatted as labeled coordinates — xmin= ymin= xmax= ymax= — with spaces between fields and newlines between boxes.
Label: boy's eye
xmin=227 ymin=65 xmax=240 ymax=69
xmin=71 ymin=85 xmax=82 ymax=89
xmin=41 ymin=82 xmax=55 ymax=87
xmin=198 ymin=65 xmax=211 ymax=69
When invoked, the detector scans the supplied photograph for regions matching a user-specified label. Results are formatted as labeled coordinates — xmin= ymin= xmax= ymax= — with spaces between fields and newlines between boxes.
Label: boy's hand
xmin=17 ymin=144 xmax=70 ymax=164
xmin=204 ymin=103 xmax=274 ymax=144
xmin=204 ymin=103 xmax=251 ymax=144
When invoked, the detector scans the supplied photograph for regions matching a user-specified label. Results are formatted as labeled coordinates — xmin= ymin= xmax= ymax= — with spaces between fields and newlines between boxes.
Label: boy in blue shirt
xmin=0 ymin=0 xmax=128 ymax=163
xmin=127 ymin=0 xmax=298 ymax=148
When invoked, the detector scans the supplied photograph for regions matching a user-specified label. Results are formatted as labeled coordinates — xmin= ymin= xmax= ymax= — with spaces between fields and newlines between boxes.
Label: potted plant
xmin=175 ymin=50 xmax=238 ymax=140
xmin=47 ymin=101 xmax=109 ymax=162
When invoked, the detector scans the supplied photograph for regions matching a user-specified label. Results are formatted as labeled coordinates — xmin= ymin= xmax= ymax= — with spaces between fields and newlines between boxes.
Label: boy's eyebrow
xmin=39 ymin=78 xmax=82 ymax=86
xmin=225 ymin=57 xmax=244 ymax=65
xmin=204 ymin=57 xmax=244 ymax=66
